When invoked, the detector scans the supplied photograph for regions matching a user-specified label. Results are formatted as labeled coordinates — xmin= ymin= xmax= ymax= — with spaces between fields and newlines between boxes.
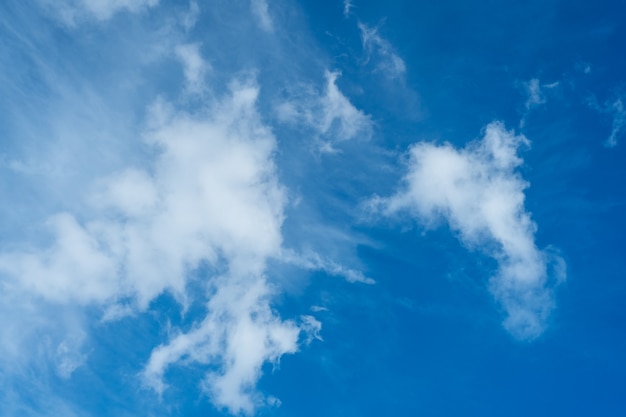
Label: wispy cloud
xmin=0 ymin=2 xmax=373 ymax=413
xmin=519 ymin=78 xmax=560 ymax=128
xmin=371 ymin=122 xmax=565 ymax=340
xmin=275 ymin=70 xmax=372 ymax=149
xmin=358 ymin=22 xmax=406 ymax=80
xmin=280 ymin=248 xmax=375 ymax=284
xmin=522 ymin=78 xmax=559 ymax=110
xmin=175 ymin=43 xmax=210 ymax=95
xmin=0 ymin=292 xmax=89 ymax=416
xmin=40 ymin=0 xmax=159 ymax=25
xmin=524 ymin=78 xmax=546 ymax=110
xmin=250 ymin=0 xmax=273 ymax=31
xmin=590 ymin=95 xmax=626 ymax=148
xmin=343 ymin=0 xmax=354 ymax=17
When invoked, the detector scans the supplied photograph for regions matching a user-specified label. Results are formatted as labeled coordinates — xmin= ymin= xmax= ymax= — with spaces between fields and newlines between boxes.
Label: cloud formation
xmin=373 ymin=122 xmax=565 ymax=339
xmin=144 ymin=275 xmax=301 ymax=415
xmin=0 ymin=76 xmax=311 ymax=413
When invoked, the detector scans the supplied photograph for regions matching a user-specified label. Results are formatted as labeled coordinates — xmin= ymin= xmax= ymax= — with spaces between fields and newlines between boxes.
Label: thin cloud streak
xmin=588 ymin=93 xmax=626 ymax=147
xmin=275 ymin=70 xmax=372 ymax=150
xmin=39 ymin=0 xmax=159 ymax=25
xmin=358 ymin=22 xmax=406 ymax=80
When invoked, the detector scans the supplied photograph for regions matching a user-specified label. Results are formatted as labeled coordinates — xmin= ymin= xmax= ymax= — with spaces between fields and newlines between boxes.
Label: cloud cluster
xmin=144 ymin=275 xmax=301 ymax=415
xmin=0 ymin=76 xmax=308 ymax=412
xmin=0 ymin=3 xmax=376 ymax=413
xmin=373 ymin=122 xmax=565 ymax=339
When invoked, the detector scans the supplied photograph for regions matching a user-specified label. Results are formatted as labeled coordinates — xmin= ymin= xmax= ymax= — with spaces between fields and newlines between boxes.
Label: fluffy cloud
xmin=0 ymin=77 xmax=310 ymax=413
xmin=373 ymin=122 xmax=565 ymax=339
xmin=144 ymin=275 xmax=301 ymax=415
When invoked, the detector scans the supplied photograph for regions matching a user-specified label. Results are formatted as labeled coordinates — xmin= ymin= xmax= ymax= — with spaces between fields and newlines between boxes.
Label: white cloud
xmin=372 ymin=122 xmax=565 ymax=340
xmin=524 ymin=78 xmax=546 ymax=109
xmin=276 ymin=70 xmax=372 ymax=147
xmin=606 ymin=98 xmax=626 ymax=147
xmin=358 ymin=23 xmax=406 ymax=80
xmin=0 ymin=213 xmax=121 ymax=304
xmin=0 ymin=77 xmax=309 ymax=413
xmin=250 ymin=0 xmax=273 ymax=32
xmin=182 ymin=1 xmax=200 ymax=32
xmin=90 ymin=168 xmax=159 ymax=218
xmin=55 ymin=332 xmax=87 ymax=379
xmin=175 ymin=43 xmax=210 ymax=95
xmin=280 ymin=249 xmax=375 ymax=284
xmin=522 ymin=78 xmax=559 ymax=111
xmin=520 ymin=78 xmax=559 ymax=127
xmin=320 ymin=71 xmax=372 ymax=141
xmin=300 ymin=315 xmax=323 ymax=344
xmin=41 ymin=0 xmax=159 ymax=25
xmin=144 ymin=275 xmax=301 ymax=415
xmin=343 ymin=0 xmax=354 ymax=17
xmin=590 ymin=96 xmax=625 ymax=148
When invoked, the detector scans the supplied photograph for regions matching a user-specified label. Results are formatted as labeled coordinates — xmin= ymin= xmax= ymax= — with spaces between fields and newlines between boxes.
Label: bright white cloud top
xmin=0 ymin=77 xmax=306 ymax=413
xmin=374 ymin=122 xmax=566 ymax=340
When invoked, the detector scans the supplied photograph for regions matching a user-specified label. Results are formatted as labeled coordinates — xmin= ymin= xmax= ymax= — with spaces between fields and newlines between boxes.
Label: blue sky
xmin=0 ymin=0 xmax=625 ymax=416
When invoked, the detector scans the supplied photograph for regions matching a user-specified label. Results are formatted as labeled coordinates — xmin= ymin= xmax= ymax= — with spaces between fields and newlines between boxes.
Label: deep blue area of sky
xmin=1 ymin=0 xmax=625 ymax=416
xmin=286 ymin=2 xmax=626 ymax=416
xmin=312 ymin=4 xmax=625 ymax=417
